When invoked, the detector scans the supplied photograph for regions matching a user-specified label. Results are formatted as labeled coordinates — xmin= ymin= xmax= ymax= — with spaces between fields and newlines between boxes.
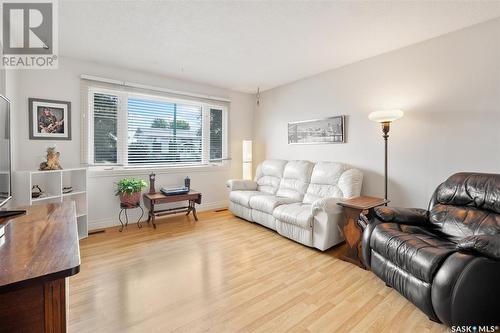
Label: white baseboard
xmin=88 ymin=200 xmax=228 ymax=231
xmin=197 ymin=200 xmax=228 ymax=212
xmin=88 ymin=217 xmax=116 ymax=230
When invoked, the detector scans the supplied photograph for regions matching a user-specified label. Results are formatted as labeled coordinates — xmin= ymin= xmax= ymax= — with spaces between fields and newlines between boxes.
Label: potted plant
xmin=115 ymin=178 xmax=147 ymax=206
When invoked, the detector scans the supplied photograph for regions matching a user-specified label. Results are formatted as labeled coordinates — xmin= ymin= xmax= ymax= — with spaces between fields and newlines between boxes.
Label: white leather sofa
xmin=226 ymin=160 xmax=363 ymax=251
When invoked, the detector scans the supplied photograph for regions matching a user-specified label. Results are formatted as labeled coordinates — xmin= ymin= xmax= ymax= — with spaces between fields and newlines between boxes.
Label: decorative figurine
xmin=184 ymin=176 xmax=191 ymax=190
xmin=39 ymin=146 xmax=63 ymax=171
xmin=149 ymin=172 xmax=156 ymax=194
xmin=31 ymin=185 xmax=43 ymax=198
xmin=62 ymin=186 xmax=73 ymax=194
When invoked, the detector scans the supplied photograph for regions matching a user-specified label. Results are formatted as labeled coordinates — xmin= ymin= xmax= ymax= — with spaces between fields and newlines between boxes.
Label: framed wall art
xmin=288 ymin=116 xmax=345 ymax=144
xmin=29 ymin=98 xmax=71 ymax=140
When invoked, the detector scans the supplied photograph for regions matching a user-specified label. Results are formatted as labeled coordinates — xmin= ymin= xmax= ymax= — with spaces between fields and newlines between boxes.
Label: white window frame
xmin=86 ymin=86 xmax=228 ymax=168
xmin=205 ymin=104 xmax=228 ymax=163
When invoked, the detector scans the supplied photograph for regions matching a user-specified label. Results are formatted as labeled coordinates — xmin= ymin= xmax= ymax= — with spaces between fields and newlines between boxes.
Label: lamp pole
xmin=368 ymin=109 xmax=404 ymax=203
xmin=381 ymin=122 xmax=390 ymax=201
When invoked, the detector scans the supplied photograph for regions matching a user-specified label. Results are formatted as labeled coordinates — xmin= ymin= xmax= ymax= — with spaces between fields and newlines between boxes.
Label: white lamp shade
xmin=243 ymin=163 xmax=252 ymax=180
xmin=242 ymin=140 xmax=253 ymax=180
xmin=242 ymin=140 xmax=252 ymax=163
xmin=368 ymin=110 xmax=404 ymax=123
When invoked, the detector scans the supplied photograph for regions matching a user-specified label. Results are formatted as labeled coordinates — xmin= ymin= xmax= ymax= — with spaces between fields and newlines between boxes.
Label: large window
xmin=88 ymin=88 xmax=227 ymax=167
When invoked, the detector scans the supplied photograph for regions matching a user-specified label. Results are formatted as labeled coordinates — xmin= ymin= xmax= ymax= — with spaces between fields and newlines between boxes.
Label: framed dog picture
xmin=29 ymin=98 xmax=71 ymax=140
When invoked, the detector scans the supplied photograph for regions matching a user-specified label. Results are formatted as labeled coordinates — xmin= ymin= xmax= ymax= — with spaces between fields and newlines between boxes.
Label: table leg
xmin=192 ymin=200 xmax=198 ymax=221
xmin=151 ymin=202 xmax=157 ymax=229
xmin=341 ymin=207 xmax=366 ymax=269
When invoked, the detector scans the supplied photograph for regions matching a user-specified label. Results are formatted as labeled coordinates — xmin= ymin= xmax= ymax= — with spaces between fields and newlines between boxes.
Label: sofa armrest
xmin=361 ymin=216 xmax=382 ymax=269
xmin=311 ymin=197 xmax=343 ymax=216
xmin=374 ymin=207 xmax=429 ymax=226
xmin=226 ymin=179 xmax=258 ymax=191
xmin=457 ymin=235 xmax=500 ymax=261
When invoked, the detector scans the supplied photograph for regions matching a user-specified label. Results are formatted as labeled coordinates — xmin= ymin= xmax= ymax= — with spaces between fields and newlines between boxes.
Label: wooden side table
xmin=337 ymin=196 xmax=388 ymax=269
xmin=143 ymin=190 xmax=202 ymax=229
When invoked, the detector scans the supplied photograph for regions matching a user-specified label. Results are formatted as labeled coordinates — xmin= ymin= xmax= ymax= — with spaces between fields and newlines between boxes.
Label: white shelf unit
xmin=13 ymin=168 xmax=88 ymax=239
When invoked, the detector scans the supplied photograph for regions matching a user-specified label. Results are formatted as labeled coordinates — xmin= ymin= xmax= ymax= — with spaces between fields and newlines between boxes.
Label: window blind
xmin=209 ymin=108 xmax=223 ymax=161
xmin=93 ymin=92 xmax=118 ymax=164
xmin=128 ymin=98 xmax=203 ymax=165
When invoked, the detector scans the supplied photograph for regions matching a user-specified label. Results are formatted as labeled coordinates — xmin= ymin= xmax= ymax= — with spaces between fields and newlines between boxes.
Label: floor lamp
xmin=368 ymin=110 xmax=404 ymax=201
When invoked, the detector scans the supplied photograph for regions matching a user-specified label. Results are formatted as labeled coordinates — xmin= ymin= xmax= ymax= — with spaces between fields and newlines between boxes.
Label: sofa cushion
xmin=371 ymin=223 xmax=457 ymax=283
xmin=303 ymin=162 xmax=347 ymax=203
xmin=276 ymin=220 xmax=313 ymax=247
xmin=255 ymin=160 xmax=287 ymax=194
xmin=249 ymin=195 xmax=299 ymax=214
xmin=276 ymin=161 xmax=314 ymax=200
xmin=229 ymin=191 xmax=269 ymax=208
xmin=371 ymin=251 xmax=437 ymax=320
xmin=435 ymin=172 xmax=500 ymax=214
xmin=429 ymin=172 xmax=500 ymax=242
xmin=252 ymin=209 xmax=277 ymax=230
xmin=229 ymin=201 xmax=253 ymax=221
xmin=273 ymin=203 xmax=313 ymax=229
xmin=430 ymin=204 xmax=500 ymax=242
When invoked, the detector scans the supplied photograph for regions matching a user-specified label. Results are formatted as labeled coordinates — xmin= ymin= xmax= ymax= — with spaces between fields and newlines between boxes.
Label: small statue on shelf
xmin=39 ymin=146 xmax=63 ymax=171
xmin=31 ymin=185 xmax=43 ymax=198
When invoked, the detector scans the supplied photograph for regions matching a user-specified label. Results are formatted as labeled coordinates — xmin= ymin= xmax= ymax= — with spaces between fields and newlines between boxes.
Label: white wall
xmin=7 ymin=57 xmax=254 ymax=228
xmin=254 ymin=19 xmax=500 ymax=208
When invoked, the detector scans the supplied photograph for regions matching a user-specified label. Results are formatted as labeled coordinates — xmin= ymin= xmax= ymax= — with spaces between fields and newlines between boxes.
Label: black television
xmin=0 ymin=95 xmax=25 ymax=219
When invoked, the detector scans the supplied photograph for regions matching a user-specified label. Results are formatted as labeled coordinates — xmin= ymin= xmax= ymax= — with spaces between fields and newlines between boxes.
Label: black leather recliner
xmin=362 ymin=172 xmax=500 ymax=327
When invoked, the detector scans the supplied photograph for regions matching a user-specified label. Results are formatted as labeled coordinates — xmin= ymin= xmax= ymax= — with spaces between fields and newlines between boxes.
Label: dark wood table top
xmin=0 ymin=202 xmax=81 ymax=292
xmin=337 ymin=196 xmax=389 ymax=210
xmin=144 ymin=190 xmax=201 ymax=202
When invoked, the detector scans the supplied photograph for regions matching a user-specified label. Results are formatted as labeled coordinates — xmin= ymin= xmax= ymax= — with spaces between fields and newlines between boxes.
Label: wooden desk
xmin=337 ymin=196 xmax=388 ymax=269
xmin=143 ymin=190 xmax=202 ymax=229
xmin=0 ymin=202 xmax=81 ymax=333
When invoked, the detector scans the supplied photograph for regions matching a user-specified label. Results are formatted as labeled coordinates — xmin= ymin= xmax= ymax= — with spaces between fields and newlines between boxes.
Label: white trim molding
xmin=81 ymin=74 xmax=231 ymax=103
xmin=88 ymin=162 xmax=230 ymax=178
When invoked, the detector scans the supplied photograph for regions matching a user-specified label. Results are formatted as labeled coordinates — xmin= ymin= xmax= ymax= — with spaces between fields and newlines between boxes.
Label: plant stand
xmin=119 ymin=203 xmax=144 ymax=232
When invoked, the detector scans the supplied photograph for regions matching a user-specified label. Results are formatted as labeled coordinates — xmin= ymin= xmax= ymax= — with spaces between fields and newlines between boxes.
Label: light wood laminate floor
xmin=69 ymin=210 xmax=449 ymax=333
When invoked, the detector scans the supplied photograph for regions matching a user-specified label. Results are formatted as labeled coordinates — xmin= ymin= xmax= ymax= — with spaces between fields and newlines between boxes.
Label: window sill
xmin=88 ymin=163 xmax=230 ymax=178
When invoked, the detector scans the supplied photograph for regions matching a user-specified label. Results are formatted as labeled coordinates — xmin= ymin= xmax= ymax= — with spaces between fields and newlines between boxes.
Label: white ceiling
xmin=60 ymin=1 xmax=500 ymax=93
